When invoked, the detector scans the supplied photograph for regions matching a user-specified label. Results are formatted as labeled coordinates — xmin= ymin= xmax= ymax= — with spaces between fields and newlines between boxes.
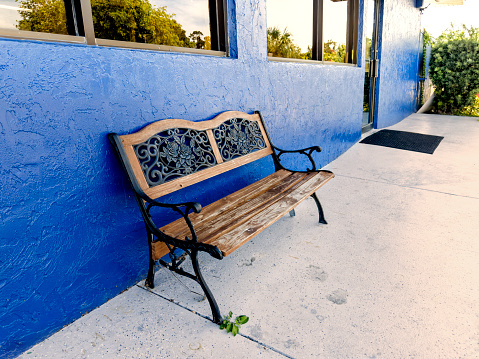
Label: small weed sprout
xmin=219 ymin=311 xmax=249 ymax=336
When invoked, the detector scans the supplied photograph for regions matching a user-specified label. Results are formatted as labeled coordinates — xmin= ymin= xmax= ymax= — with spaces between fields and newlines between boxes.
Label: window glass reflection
xmin=323 ymin=0 xmax=348 ymax=63
xmin=266 ymin=0 xmax=313 ymax=59
xmin=92 ymin=0 xmax=211 ymax=49
xmin=0 ymin=0 xmax=69 ymax=35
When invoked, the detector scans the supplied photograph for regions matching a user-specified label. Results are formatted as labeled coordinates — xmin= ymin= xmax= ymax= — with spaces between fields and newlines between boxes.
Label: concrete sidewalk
xmin=18 ymin=114 xmax=479 ymax=358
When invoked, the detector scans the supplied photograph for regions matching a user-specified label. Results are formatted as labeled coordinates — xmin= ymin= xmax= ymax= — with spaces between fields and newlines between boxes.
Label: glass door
xmin=363 ymin=0 xmax=380 ymax=132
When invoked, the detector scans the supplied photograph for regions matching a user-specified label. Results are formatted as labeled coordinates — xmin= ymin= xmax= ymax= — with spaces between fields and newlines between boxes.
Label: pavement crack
xmin=333 ymin=174 xmax=479 ymax=200
xmin=237 ymin=333 xmax=297 ymax=359
xmin=136 ymin=284 xmax=297 ymax=359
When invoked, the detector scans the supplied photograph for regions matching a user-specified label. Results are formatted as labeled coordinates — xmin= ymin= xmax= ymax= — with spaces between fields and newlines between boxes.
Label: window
xmin=91 ymin=0 xmax=227 ymax=52
xmin=266 ymin=0 xmax=359 ymax=64
xmin=0 ymin=0 xmax=227 ymax=54
xmin=0 ymin=0 xmax=76 ymax=39
xmin=266 ymin=0 xmax=313 ymax=59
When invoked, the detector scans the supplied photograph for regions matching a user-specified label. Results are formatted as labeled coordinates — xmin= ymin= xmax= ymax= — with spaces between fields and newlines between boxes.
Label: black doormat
xmin=360 ymin=129 xmax=444 ymax=154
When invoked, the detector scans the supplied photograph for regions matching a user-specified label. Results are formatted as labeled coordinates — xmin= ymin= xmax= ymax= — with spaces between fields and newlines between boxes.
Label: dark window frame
xmin=273 ymin=0 xmax=359 ymax=64
xmin=0 ymin=0 xmax=228 ymax=55
xmin=209 ymin=0 xmax=228 ymax=52
xmin=64 ymin=0 xmax=84 ymax=37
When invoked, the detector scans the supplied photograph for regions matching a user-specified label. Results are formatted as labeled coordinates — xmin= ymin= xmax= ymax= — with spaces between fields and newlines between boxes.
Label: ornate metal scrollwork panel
xmin=212 ymin=118 xmax=267 ymax=162
xmin=134 ymin=128 xmax=217 ymax=186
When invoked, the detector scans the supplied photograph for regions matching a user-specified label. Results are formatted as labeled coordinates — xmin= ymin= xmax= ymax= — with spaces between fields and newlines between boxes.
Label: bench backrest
xmin=110 ymin=111 xmax=273 ymax=200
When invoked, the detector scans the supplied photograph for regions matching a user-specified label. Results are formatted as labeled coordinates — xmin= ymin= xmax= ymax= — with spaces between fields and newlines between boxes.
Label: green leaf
xmin=228 ymin=311 xmax=233 ymax=318
xmin=226 ymin=323 xmax=233 ymax=333
xmin=232 ymin=325 xmax=239 ymax=336
xmin=220 ymin=321 xmax=227 ymax=330
xmin=236 ymin=315 xmax=249 ymax=325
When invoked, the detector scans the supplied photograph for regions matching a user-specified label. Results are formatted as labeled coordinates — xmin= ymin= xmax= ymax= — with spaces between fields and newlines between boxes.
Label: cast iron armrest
xmin=271 ymin=145 xmax=322 ymax=172
xmin=146 ymin=199 xmax=202 ymax=216
xmin=145 ymin=199 xmax=201 ymax=241
xmin=142 ymin=198 xmax=223 ymax=260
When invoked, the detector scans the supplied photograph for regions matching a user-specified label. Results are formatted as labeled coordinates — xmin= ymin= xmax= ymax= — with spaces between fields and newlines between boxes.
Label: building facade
xmin=0 ymin=0 xmax=421 ymax=356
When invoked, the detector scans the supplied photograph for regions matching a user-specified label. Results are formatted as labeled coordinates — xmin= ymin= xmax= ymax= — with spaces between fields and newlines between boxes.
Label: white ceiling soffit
xmin=424 ymin=0 xmax=464 ymax=6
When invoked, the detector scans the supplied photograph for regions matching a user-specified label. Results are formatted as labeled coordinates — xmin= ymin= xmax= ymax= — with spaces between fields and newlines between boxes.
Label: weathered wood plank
xmin=124 ymin=145 xmax=149 ymax=191
xmin=161 ymin=169 xmax=293 ymax=237
xmin=193 ymin=172 xmax=315 ymax=244
xmin=120 ymin=112 xmax=263 ymax=145
xmin=168 ymin=171 xmax=309 ymax=240
xmin=208 ymin=171 xmax=335 ymax=256
xmin=151 ymin=241 xmax=169 ymax=261
xmin=151 ymin=171 xmax=334 ymax=260
xmin=206 ymin=129 xmax=224 ymax=164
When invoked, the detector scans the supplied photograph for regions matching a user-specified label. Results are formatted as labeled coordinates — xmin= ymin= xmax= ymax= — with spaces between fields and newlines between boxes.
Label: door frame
xmin=362 ymin=0 xmax=382 ymax=133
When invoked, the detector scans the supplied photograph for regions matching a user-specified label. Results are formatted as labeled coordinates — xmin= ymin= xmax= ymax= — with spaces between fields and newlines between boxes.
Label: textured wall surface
xmin=375 ymin=0 xmax=422 ymax=128
xmin=0 ymin=0 xmax=419 ymax=357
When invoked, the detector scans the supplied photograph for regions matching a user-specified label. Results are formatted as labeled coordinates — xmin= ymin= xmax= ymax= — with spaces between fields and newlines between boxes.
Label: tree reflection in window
xmin=323 ymin=0 xmax=348 ymax=63
xmin=13 ymin=0 xmax=69 ymax=34
xmin=267 ymin=27 xmax=311 ymax=59
xmin=13 ymin=0 xmax=218 ymax=50
xmin=90 ymin=0 xmax=200 ymax=48
xmin=266 ymin=0 xmax=358 ymax=64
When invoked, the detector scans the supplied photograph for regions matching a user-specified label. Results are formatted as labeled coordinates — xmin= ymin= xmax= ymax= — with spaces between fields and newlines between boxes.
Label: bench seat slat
xmin=208 ymin=170 xmax=334 ymax=256
xmin=193 ymin=171 xmax=315 ymax=244
xmin=171 ymin=171 xmax=310 ymax=242
xmin=161 ymin=169 xmax=293 ymax=237
xmin=157 ymin=170 xmax=334 ymax=258
xmin=152 ymin=169 xmax=294 ymax=260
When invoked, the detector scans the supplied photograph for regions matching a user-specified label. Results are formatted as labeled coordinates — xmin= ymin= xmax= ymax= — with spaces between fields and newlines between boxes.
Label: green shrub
xmin=456 ymin=95 xmax=479 ymax=117
xmin=429 ymin=25 xmax=479 ymax=115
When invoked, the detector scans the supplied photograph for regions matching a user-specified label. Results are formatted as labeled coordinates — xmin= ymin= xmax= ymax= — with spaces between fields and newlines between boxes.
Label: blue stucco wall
xmin=0 ymin=0 xmax=420 ymax=357
xmin=375 ymin=0 xmax=422 ymax=128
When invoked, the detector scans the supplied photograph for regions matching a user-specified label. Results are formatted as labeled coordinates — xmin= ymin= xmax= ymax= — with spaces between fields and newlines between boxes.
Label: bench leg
xmin=311 ymin=192 xmax=328 ymax=224
xmin=145 ymin=231 xmax=155 ymax=288
xmin=145 ymin=257 xmax=155 ymax=288
xmin=191 ymin=249 xmax=222 ymax=324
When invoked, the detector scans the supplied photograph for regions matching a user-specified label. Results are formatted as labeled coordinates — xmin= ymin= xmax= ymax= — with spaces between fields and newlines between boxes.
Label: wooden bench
xmin=109 ymin=111 xmax=334 ymax=323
